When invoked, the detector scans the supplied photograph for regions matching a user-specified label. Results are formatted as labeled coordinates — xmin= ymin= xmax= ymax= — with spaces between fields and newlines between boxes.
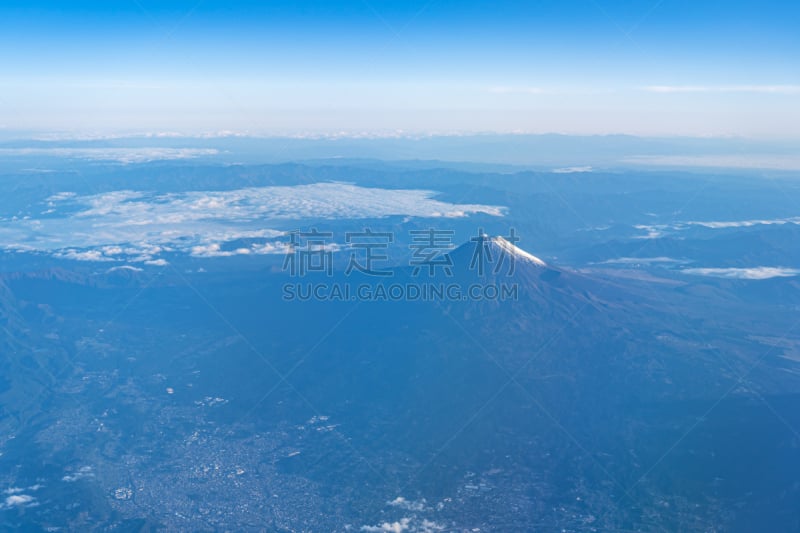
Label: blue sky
xmin=1 ymin=0 xmax=798 ymax=136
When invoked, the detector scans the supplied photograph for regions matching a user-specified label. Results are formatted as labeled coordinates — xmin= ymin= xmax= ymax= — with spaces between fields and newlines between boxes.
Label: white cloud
xmin=46 ymin=191 xmax=77 ymax=202
xmin=0 ymin=148 xmax=219 ymax=164
xmin=4 ymin=485 xmax=42 ymax=495
xmin=643 ymin=85 xmax=800 ymax=94
xmin=552 ymin=166 xmax=593 ymax=173
xmin=190 ymin=243 xmax=276 ymax=257
xmin=687 ymin=217 xmax=800 ymax=229
xmin=4 ymin=183 xmax=505 ymax=263
xmin=387 ymin=496 xmax=426 ymax=512
xmin=361 ymin=518 xmax=411 ymax=532
xmin=360 ymin=517 xmax=444 ymax=533
xmin=597 ymin=257 xmax=690 ymax=265
xmin=682 ymin=267 xmax=800 ymax=280
xmin=106 ymin=265 xmax=144 ymax=273
xmin=4 ymin=494 xmax=35 ymax=508
xmin=417 ymin=520 xmax=444 ymax=533
xmin=359 ymin=498 xmax=445 ymax=532
xmin=54 ymin=249 xmax=115 ymax=262
xmin=60 ymin=184 xmax=504 ymax=224
xmin=634 ymin=216 xmax=800 ymax=237
xmin=624 ymin=155 xmax=800 ymax=171
xmin=632 ymin=225 xmax=665 ymax=239
xmin=62 ymin=465 xmax=94 ymax=482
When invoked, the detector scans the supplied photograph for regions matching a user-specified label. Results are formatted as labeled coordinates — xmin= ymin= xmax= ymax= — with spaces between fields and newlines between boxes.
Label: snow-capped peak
xmin=489 ymin=236 xmax=547 ymax=266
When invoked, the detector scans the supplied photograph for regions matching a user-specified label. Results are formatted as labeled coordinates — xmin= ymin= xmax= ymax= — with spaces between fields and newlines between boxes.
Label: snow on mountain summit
xmin=486 ymin=235 xmax=547 ymax=267
xmin=448 ymin=233 xmax=549 ymax=275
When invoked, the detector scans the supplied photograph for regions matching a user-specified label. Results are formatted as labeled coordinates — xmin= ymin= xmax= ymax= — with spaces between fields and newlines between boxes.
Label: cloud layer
xmin=644 ymin=85 xmax=800 ymax=94
xmin=634 ymin=215 xmax=800 ymax=238
xmin=2 ymin=183 xmax=505 ymax=263
xmin=682 ymin=267 xmax=800 ymax=280
xmin=0 ymin=147 xmax=219 ymax=164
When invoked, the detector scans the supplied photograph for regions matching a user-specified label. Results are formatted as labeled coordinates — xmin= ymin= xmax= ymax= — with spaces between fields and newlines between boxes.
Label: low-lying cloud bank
xmin=1 ymin=183 xmax=505 ymax=263
xmin=0 ymin=147 xmax=219 ymax=163
xmin=682 ymin=267 xmax=800 ymax=280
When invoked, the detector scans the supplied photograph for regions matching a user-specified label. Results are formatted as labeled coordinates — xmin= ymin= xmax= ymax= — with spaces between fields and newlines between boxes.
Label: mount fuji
xmin=0 ymin=234 xmax=796 ymax=531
